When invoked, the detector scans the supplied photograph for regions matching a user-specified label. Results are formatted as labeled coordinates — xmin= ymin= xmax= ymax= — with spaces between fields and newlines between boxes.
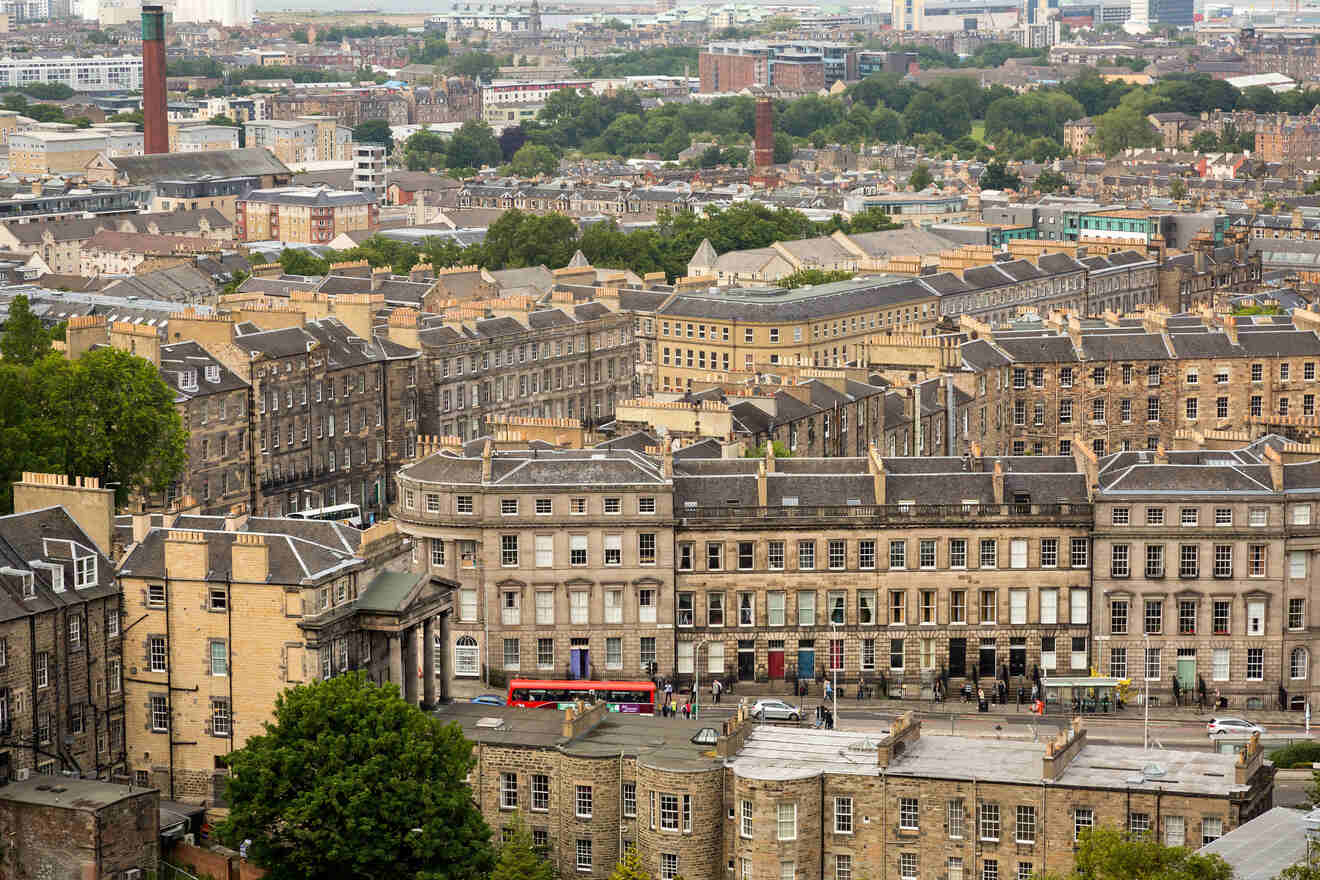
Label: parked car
xmin=751 ymin=699 xmax=800 ymax=721
xmin=471 ymin=694 xmax=506 ymax=706
xmin=1206 ymin=717 xmax=1265 ymax=737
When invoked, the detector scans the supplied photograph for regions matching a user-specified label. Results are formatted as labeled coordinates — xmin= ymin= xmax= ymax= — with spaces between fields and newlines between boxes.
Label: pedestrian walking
xmin=682 ymin=702 xmax=691 ymax=719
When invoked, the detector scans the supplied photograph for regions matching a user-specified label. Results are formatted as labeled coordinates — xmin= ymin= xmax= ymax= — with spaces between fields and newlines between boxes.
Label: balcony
xmin=678 ymin=501 xmax=1092 ymax=526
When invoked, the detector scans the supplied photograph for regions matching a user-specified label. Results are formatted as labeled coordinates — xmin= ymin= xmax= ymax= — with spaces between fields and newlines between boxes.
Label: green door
xmin=1177 ymin=656 xmax=1196 ymax=692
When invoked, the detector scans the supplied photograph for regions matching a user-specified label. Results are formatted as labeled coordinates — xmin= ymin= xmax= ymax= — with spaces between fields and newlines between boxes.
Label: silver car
xmin=752 ymin=699 xmax=801 ymax=721
xmin=1206 ymin=716 xmax=1266 ymax=737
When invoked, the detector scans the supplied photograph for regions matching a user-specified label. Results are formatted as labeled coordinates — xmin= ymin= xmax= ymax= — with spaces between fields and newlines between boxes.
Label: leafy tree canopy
xmin=1049 ymin=827 xmax=1233 ymax=880
xmin=0 ymin=294 xmax=50 ymax=365
xmin=352 ymin=118 xmax=394 ymax=155
xmin=217 ymin=673 xmax=494 ymax=880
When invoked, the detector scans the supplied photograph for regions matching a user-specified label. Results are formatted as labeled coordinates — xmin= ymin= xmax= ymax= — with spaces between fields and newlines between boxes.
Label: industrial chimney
xmin=754 ymin=97 xmax=774 ymax=169
xmin=141 ymin=4 xmax=168 ymax=155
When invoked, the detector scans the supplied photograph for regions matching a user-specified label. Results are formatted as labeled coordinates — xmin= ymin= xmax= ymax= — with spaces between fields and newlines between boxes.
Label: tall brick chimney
xmin=753 ymin=97 xmax=774 ymax=169
xmin=141 ymin=5 xmax=168 ymax=155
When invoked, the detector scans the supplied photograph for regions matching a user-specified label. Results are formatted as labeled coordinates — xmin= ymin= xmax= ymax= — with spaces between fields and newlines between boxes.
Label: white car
xmin=751 ymin=699 xmax=801 ymax=721
xmin=1206 ymin=717 xmax=1266 ymax=737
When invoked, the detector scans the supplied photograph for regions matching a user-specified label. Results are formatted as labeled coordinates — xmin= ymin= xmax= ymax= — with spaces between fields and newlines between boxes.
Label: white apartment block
xmin=0 ymin=54 xmax=142 ymax=91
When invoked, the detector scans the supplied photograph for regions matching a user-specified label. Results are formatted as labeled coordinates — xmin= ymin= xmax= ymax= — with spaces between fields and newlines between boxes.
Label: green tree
xmin=773 ymin=132 xmax=794 ymax=164
xmin=1061 ymin=826 xmax=1232 ymax=880
xmin=908 ymin=163 xmax=934 ymax=191
xmin=843 ymin=207 xmax=902 ymax=233
xmin=744 ymin=441 xmax=792 ymax=459
xmin=509 ymin=143 xmax=559 ymax=177
xmin=353 ymin=118 xmax=394 ymax=155
xmin=280 ymin=249 xmax=330 ymax=276
xmin=489 ymin=814 xmax=554 ymax=880
xmin=1276 ymin=863 xmax=1320 ymax=880
xmin=608 ymin=846 xmax=654 ymax=880
xmin=402 ymin=128 xmax=450 ymax=171
xmin=781 ymin=268 xmax=855 ymax=288
xmin=980 ymin=159 xmax=1021 ymax=191
xmin=1036 ymin=168 xmax=1069 ymax=193
xmin=1092 ymin=104 xmax=1161 ymax=155
xmin=216 ymin=673 xmax=494 ymax=880
xmin=1190 ymin=129 xmax=1221 ymax=153
xmin=1169 ymin=177 xmax=1188 ymax=200
xmin=448 ymin=51 xmax=501 ymax=80
xmin=0 ymin=294 xmax=50 ymax=365
xmin=445 ymin=120 xmax=502 ymax=171
xmin=477 ymin=210 xmax=579 ymax=270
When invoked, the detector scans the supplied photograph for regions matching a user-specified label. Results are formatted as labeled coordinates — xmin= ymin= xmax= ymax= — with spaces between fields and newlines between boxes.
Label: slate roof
xmin=106 ymin=147 xmax=291 ymax=184
xmin=159 ymin=340 xmax=248 ymax=399
xmin=0 ymin=505 xmax=118 ymax=623
xmin=119 ymin=527 xmax=360 ymax=584
xmin=658 ymin=277 xmax=931 ymax=322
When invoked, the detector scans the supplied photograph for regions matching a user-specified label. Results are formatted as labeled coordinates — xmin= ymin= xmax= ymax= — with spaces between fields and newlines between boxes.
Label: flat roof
xmin=0 ymin=776 xmax=152 ymax=811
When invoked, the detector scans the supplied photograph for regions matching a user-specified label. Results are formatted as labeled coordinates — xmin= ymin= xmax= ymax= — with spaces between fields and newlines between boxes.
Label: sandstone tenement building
xmin=439 ymin=700 xmax=1273 ymax=880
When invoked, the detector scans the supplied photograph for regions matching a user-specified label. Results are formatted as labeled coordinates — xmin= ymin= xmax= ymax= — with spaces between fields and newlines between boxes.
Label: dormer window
xmin=74 ymin=553 xmax=96 ymax=589
xmin=30 ymin=560 xmax=62 ymax=593
xmin=180 ymin=369 xmax=198 ymax=391
xmin=205 ymin=364 xmax=221 ymax=383
xmin=3 ymin=567 xmax=35 ymax=599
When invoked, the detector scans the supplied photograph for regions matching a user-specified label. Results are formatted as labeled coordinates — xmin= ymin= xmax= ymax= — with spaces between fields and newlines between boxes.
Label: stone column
xmin=388 ymin=633 xmax=403 ymax=690
xmin=423 ymin=616 xmax=437 ymax=707
xmin=410 ymin=622 xmax=425 ymax=706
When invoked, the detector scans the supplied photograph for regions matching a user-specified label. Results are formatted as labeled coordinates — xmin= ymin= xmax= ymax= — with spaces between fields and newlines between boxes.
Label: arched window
xmin=1292 ymin=647 xmax=1309 ymax=680
xmin=455 ymin=635 xmax=480 ymax=678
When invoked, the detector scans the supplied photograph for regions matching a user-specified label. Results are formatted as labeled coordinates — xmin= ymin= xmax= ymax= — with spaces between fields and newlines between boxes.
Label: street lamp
xmin=830 ymin=622 xmax=839 ymax=730
xmin=693 ymin=640 xmax=707 ymax=720
xmin=1143 ymin=632 xmax=1150 ymax=750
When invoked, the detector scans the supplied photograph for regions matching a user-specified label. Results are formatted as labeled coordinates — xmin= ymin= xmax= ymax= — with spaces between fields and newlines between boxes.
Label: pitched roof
xmin=105 ymin=147 xmax=292 ymax=184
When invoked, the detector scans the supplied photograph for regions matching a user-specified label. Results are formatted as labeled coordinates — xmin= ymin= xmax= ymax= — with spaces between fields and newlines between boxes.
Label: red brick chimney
xmin=141 ymin=5 xmax=168 ymax=155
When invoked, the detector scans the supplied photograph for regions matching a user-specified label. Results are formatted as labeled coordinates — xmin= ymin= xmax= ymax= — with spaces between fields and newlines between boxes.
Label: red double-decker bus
xmin=506 ymin=679 xmax=656 ymax=715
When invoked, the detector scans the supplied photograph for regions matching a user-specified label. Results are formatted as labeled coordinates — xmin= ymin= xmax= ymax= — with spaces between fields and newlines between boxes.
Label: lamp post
xmin=1143 ymin=632 xmax=1150 ymax=750
xmin=693 ymin=640 xmax=707 ymax=720
xmin=830 ymin=621 xmax=840 ymax=730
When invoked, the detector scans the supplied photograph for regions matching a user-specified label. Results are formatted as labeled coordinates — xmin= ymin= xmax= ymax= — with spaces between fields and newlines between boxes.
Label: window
xmin=1111 ymin=599 xmax=1129 ymax=635
xmin=1011 ymin=590 xmax=1027 ymax=625
xmin=661 ymin=854 xmax=678 ymax=880
xmin=1074 ymin=808 xmax=1094 ymax=841
xmin=778 ymin=803 xmax=797 ymax=840
xmin=660 ymin=793 xmax=679 ymax=831
xmin=148 ymin=637 xmax=167 ymax=673
xmin=798 ymin=541 xmax=815 ymax=570
xmin=741 ymin=799 xmax=753 ymax=838
xmin=576 ymin=839 xmax=592 ymax=872
xmin=1180 ymin=545 xmax=1199 ymax=578
xmin=1249 ymin=545 xmax=1267 ymax=577
xmin=900 ymin=797 xmax=919 ymax=830
xmin=1202 ymin=817 xmax=1223 ymax=845
xmin=835 ymin=855 xmax=852 ymax=880
xmin=1112 ymin=507 xmax=1131 ymax=525
xmin=947 ymin=799 xmax=965 ymax=839
xmin=951 ymin=590 xmax=967 ymax=624
xmin=1144 ymin=599 xmax=1162 ymax=635
xmin=457 ymin=495 xmax=474 ymax=514
xmin=1016 ymin=805 xmax=1036 ymax=844
xmin=503 ymin=639 xmax=520 ymax=670
xmin=707 ymin=542 xmax=723 ymax=570
xmin=1070 ymin=589 xmax=1088 ymax=624
xmin=150 ymin=695 xmax=169 ymax=732
xmin=1071 ymin=538 xmax=1089 ymax=568
xmin=622 ymin=782 xmax=636 ymax=818
xmin=900 ymin=853 xmax=918 ymax=880
xmin=1042 ymin=538 xmax=1058 ymax=568
xmin=604 ymin=497 xmax=621 ymax=514
xmin=740 ymin=542 xmax=756 ymax=570
xmin=980 ymin=591 xmax=997 ymax=624
xmin=1165 ymin=816 xmax=1185 ymax=848
xmin=1292 ymin=647 xmax=1308 ymax=680
xmin=501 ymin=498 xmax=518 ymax=516
xmin=1250 ymin=507 xmax=1268 ymax=527
xmin=949 ymin=859 xmax=964 ymax=880
xmin=890 ymin=540 xmax=907 ymax=570
xmin=980 ymin=539 xmax=997 ymax=569
xmin=501 ymin=535 xmax=519 ymax=567
xmin=1247 ymin=647 xmax=1264 ymax=680
xmin=212 ymin=699 xmax=231 ymax=737
xmin=1291 ymin=597 xmax=1305 ymax=630
xmin=1111 ymin=544 xmax=1130 ymax=577
xmin=951 ymin=538 xmax=967 ymax=568
xmin=1010 ymin=539 xmax=1027 ymax=569
xmin=535 ymin=535 xmax=554 ymax=568
xmin=1110 ymin=647 xmax=1127 ymax=678
xmin=210 ymin=641 xmax=227 ymax=676
xmin=889 ymin=591 xmax=904 ymax=625
xmin=455 ymin=636 xmax=479 ymax=677
xmin=834 ymin=797 xmax=853 ymax=833
xmin=537 ymin=638 xmax=554 ymax=668
xmin=575 ymin=785 xmax=593 ymax=818
xmin=979 ymin=802 xmax=1000 ymax=841
xmin=1215 ymin=544 xmax=1233 ymax=578
xmin=604 ymin=535 xmax=623 ymax=566
xmin=1248 ymin=600 xmax=1265 ymax=635
xmin=1145 ymin=647 xmax=1161 ymax=681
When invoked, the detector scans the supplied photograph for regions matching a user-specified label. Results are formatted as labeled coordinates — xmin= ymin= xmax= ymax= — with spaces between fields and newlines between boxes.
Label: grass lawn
xmin=970 ymin=121 xmax=986 ymax=142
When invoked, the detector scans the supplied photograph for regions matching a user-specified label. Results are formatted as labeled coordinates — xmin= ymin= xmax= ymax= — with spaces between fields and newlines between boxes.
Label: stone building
xmin=116 ymin=511 xmax=423 ymax=804
xmin=0 ymin=473 xmax=126 ymax=782
xmin=393 ymin=443 xmax=675 ymax=698
xmin=1091 ymin=440 xmax=1320 ymax=712
xmin=956 ymin=308 xmax=1320 ymax=458
xmin=439 ymin=700 xmax=1273 ymax=880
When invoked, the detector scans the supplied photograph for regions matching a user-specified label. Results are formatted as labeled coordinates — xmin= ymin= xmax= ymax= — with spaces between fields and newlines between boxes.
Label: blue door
xmin=797 ymin=648 xmax=815 ymax=680
xmin=570 ymin=648 xmax=589 ymax=680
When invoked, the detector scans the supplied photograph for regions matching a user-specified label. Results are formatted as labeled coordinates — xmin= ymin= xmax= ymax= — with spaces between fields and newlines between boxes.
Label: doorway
xmin=768 ymin=640 xmax=785 ymax=679
xmin=570 ymin=637 xmax=590 ymax=679
xmin=948 ymin=638 xmax=966 ymax=677
xmin=1010 ymin=637 xmax=1027 ymax=677
xmin=738 ymin=640 xmax=756 ymax=681
xmin=979 ymin=640 xmax=997 ymax=679
xmin=798 ymin=639 xmax=815 ymax=680
xmin=1177 ymin=651 xmax=1196 ymax=694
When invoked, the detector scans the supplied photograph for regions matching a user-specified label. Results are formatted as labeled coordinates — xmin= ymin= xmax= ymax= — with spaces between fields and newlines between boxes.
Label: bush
xmin=1268 ymin=741 xmax=1320 ymax=768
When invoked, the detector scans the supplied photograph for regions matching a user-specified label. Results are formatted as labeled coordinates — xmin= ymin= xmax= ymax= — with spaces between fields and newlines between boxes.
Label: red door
xmin=768 ymin=649 xmax=785 ymax=680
